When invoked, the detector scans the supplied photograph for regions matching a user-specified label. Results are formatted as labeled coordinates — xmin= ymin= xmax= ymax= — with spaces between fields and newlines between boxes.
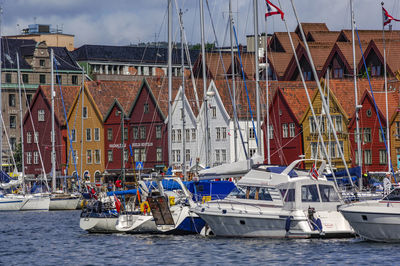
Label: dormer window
xmin=40 ymin=60 xmax=45 ymax=67
xmin=371 ymin=65 xmax=381 ymax=76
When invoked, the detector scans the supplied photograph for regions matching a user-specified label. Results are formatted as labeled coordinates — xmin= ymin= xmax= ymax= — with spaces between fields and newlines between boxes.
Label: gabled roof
xmin=337 ymin=29 xmax=400 ymax=42
xmin=367 ymin=90 xmax=399 ymax=121
xmin=72 ymin=44 xmax=200 ymax=66
xmin=372 ymin=39 xmax=400 ymax=75
xmin=268 ymin=51 xmax=293 ymax=79
xmin=295 ymin=23 xmax=329 ymax=37
xmin=268 ymin=32 xmax=301 ymax=53
xmin=306 ymin=31 xmax=340 ymax=43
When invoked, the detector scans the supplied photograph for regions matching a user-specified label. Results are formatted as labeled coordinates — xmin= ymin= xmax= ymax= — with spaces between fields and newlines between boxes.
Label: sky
xmin=2 ymin=0 xmax=400 ymax=48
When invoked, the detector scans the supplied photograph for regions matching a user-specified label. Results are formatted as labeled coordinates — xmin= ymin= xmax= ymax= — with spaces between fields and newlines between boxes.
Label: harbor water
xmin=1 ymin=210 xmax=399 ymax=265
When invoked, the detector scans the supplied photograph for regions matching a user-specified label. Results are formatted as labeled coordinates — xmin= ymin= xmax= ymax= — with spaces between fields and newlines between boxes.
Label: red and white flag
xmin=114 ymin=194 xmax=121 ymax=213
xmin=383 ymin=7 xmax=400 ymax=26
xmin=309 ymin=163 xmax=319 ymax=180
xmin=265 ymin=0 xmax=284 ymax=20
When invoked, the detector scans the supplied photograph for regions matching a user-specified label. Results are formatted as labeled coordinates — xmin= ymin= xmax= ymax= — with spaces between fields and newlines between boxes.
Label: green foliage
xmin=13 ymin=141 xmax=22 ymax=171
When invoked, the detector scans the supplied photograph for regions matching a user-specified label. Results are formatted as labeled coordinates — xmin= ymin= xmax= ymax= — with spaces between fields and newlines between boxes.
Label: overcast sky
xmin=2 ymin=0 xmax=400 ymax=48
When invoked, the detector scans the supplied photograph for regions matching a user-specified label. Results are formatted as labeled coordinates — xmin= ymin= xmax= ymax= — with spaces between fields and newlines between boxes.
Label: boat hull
xmin=50 ymin=197 xmax=80 ymax=210
xmin=21 ymin=196 xmax=50 ymax=211
xmin=0 ymin=197 xmax=26 ymax=211
xmin=80 ymin=215 xmax=119 ymax=233
xmin=116 ymin=214 xmax=157 ymax=233
xmin=340 ymin=202 xmax=400 ymax=242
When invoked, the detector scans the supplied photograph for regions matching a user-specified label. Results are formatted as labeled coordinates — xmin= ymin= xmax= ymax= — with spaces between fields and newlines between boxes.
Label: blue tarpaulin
xmin=0 ymin=170 xmax=14 ymax=183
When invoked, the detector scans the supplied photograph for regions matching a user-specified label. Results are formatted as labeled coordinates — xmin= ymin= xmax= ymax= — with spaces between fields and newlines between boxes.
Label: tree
xmin=13 ymin=141 xmax=22 ymax=172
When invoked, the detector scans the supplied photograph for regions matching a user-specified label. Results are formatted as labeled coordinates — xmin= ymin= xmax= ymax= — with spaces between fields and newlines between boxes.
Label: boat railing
xmin=195 ymin=195 xmax=264 ymax=213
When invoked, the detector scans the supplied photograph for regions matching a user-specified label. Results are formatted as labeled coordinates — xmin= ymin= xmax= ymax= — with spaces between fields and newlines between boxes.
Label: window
xmin=364 ymin=128 xmax=371 ymax=143
xmin=289 ymin=123 xmax=295 ymax=137
xmin=319 ymin=185 xmax=339 ymax=202
xmin=192 ymin=129 xmax=196 ymax=140
xmin=396 ymin=122 xmax=400 ymax=139
xmin=124 ymin=150 xmax=128 ymax=162
xmin=108 ymin=150 xmax=113 ymax=162
xmin=26 ymin=152 xmax=32 ymax=165
xmin=33 ymin=131 xmax=39 ymax=144
xmin=379 ymin=150 xmax=387 ymax=165
xmin=124 ymin=127 xmax=128 ymax=141
xmin=22 ymin=74 xmax=29 ymax=83
xmin=33 ymin=151 xmax=39 ymax=164
xmin=10 ymin=137 xmax=16 ymax=151
xmin=329 ymin=142 xmax=336 ymax=158
xmin=185 ymin=129 xmax=190 ymax=141
xmin=10 ymin=115 xmax=16 ymax=128
xmin=249 ymin=148 xmax=256 ymax=157
xmin=222 ymin=127 xmax=227 ymax=140
xmin=5 ymin=73 xmax=11 ymax=83
xmin=134 ymin=149 xmax=140 ymax=162
xmin=249 ymin=128 xmax=255 ymax=139
xmin=9 ymin=94 xmax=16 ymax=107
xmin=156 ymin=125 xmax=162 ymax=139
xmin=56 ymin=75 xmax=62 ymax=84
xmin=86 ymin=128 xmax=92 ymax=141
xmin=311 ymin=142 xmax=319 ymax=159
xmin=140 ymin=126 xmax=146 ymax=139
xmin=106 ymin=128 xmax=112 ymax=141
xmin=40 ymin=59 xmax=45 ymax=67
xmin=38 ymin=109 xmax=45 ymax=121
xmin=140 ymin=149 xmax=146 ymax=162
xmin=222 ymin=149 xmax=227 ymax=163
xmin=216 ymin=128 xmax=221 ymax=140
xmin=94 ymin=128 xmax=100 ymax=141
xmin=27 ymin=132 xmax=32 ymax=144
xmin=335 ymin=116 xmax=342 ymax=132
xmin=215 ymin=149 xmax=220 ymax=163
xmin=72 ymin=75 xmax=78 ymax=85
xmin=83 ymin=107 xmax=88 ymax=119
xmin=269 ymin=125 xmax=274 ymax=139
xmin=144 ymin=103 xmax=149 ymax=113
xmin=26 ymin=94 xmax=32 ymax=106
xmin=185 ymin=149 xmax=190 ymax=162
xmin=379 ymin=128 xmax=387 ymax=142
xmin=95 ymin=150 xmax=101 ymax=164
xmin=156 ymin=148 xmax=162 ymax=162
xmin=211 ymin=106 xmax=217 ymax=118
xmin=282 ymin=123 xmax=288 ymax=138
xmin=133 ymin=127 xmax=138 ymax=140
xmin=87 ymin=150 xmax=92 ymax=164
xmin=40 ymin=74 xmax=46 ymax=84
xmin=177 ymin=129 xmax=182 ymax=142
xmin=319 ymin=117 xmax=326 ymax=133
xmin=309 ymin=117 xmax=316 ymax=133
xmin=364 ymin=150 xmax=372 ymax=165
xmin=301 ymin=184 xmax=320 ymax=202
xmin=71 ymin=129 xmax=76 ymax=142
xmin=171 ymin=129 xmax=176 ymax=142
xmin=355 ymin=150 xmax=359 ymax=165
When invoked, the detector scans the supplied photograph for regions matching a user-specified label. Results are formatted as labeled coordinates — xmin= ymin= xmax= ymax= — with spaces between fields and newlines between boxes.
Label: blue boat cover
xmin=0 ymin=170 xmax=14 ymax=183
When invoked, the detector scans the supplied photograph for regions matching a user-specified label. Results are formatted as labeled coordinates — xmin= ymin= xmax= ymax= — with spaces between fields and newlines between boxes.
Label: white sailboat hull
xmin=116 ymin=214 xmax=157 ymax=233
xmin=340 ymin=201 xmax=400 ymax=242
xmin=21 ymin=196 xmax=50 ymax=211
xmin=50 ymin=197 xmax=80 ymax=210
xmin=80 ymin=216 xmax=119 ymax=233
xmin=0 ymin=196 xmax=26 ymax=211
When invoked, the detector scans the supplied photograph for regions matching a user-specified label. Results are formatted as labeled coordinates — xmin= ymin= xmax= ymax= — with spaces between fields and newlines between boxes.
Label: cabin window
xmin=258 ymin=188 xmax=273 ymax=201
xmin=383 ymin=189 xmax=400 ymax=201
xmin=229 ymin=186 xmax=246 ymax=199
xmin=301 ymin=185 xmax=320 ymax=202
xmin=319 ymin=185 xmax=339 ymax=202
xmin=246 ymin=187 xmax=257 ymax=200
xmin=282 ymin=123 xmax=288 ymax=138
xmin=280 ymin=189 xmax=295 ymax=202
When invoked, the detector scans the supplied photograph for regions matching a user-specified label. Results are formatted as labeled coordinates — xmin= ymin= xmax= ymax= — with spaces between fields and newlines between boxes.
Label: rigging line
xmin=355 ymin=27 xmax=395 ymax=180
xmin=205 ymin=1 xmax=248 ymax=159
xmin=232 ymin=24 xmax=258 ymax=148
xmin=53 ymin=59 xmax=82 ymax=190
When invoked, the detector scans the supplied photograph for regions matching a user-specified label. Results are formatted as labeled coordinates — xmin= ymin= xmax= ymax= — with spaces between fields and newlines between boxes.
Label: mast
xmin=168 ymin=0 xmax=172 ymax=167
xmin=200 ymin=0 xmax=209 ymax=167
xmin=179 ymin=9 xmax=187 ymax=180
xmin=51 ymin=49 xmax=56 ymax=191
xmin=0 ymin=7 xmax=2 ymax=172
xmin=382 ymin=2 xmax=391 ymax=172
xmin=229 ymin=0 xmax=238 ymax=162
xmin=351 ymin=0 xmax=362 ymax=189
xmin=80 ymin=67 xmax=84 ymax=184
xmin=253 ymin=0 xmax=262 ymax=156
xmin=265 ymin=10 xmax=270 ymax=164
xmin=17 ymin=52 xmax=25 ymax=193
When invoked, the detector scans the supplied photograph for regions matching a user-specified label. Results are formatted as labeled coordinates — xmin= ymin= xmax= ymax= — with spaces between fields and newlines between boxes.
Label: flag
xmin=383 ymin=7 xmax=400 ymax=26
xmin=114 ymin=194 xmax=121 ymax=213
xmin=265 ymin=0 xmax=284 ymax=20
xmin=309 ymin=163 xmax=319 ymax=180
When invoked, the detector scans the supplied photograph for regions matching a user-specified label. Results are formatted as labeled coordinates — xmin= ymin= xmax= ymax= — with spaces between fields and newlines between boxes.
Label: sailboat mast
xmin=179 ymin=9 xmax=186 ymax=180
xmin=80 ymin=68 xmax=84 ymax=183
xmin=253 ymin=0 xmax=261 ymax=156
xmin=382 ymin=2 xmax=391 ymax=172
xmin=351 ymin=0 xmax=362 ymax=189
xmin=17 ymin=52 xmax=25 ymax=193
xmin=168 ymin=0 xmax=172 ymax=168
xmin=229 ymin=0 xmax=238 ymax=162
xmin=0 ymin=8 xmax=2 ymax=172
xmin=265 ymin=13 xmax=271 ymax=164
xmin=200 ymin=0 xmax=209 ymax=167
xmin=51 ymin=49 xmax=56 ymax=191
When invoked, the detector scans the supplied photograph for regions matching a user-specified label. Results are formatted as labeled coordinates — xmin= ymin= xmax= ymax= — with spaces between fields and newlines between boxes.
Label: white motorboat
xmin=339 ymin=187 xmax=400 ymax=242
xmin=192 ymin=159 xmax=354 ymax=238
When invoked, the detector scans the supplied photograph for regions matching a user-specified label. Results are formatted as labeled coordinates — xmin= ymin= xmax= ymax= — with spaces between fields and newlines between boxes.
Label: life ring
xmin=140 ymin=201 xmax=150 ymax=213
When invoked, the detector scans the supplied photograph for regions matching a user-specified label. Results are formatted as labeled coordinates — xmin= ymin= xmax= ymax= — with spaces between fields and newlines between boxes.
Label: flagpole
xmin=382 ymin=2 xmax=391 ymax=173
